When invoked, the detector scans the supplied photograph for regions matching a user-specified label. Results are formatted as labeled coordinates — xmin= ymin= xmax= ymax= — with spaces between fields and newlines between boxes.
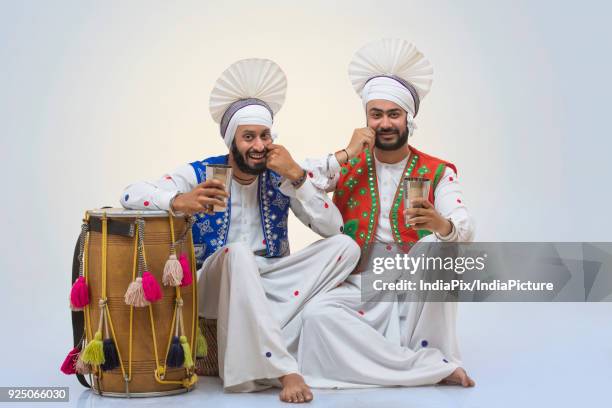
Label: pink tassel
xmin=142 ymin=271 xmax=162 ymax=302
xmin=124 ymin=277 xmax=150 ymax=307
xmin=60 ymin=347 xmax=80 ymax=375
xmin=69 ymin=277 xmax=89 ymax=310
xmin=179 ymin=253 xmax=192 ymax=287
xmin=75 ymin=348 xmax=92 ymax=374
xmin=75 ymin=357 xmax=92 ymax=375
xmin=162 ymin=254 xmax=183 ymax=287
xmin=68 ymin=295 xmax=81 ymax=311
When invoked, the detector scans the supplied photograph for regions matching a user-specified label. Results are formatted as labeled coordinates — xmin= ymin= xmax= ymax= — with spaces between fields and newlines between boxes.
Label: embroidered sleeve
xmin=119 ymin=163 xmax=198 ymax=211
xmin=280 ymin=178 xmax=344 ymax=238
xmin=300 ymin=155 xmax=341 ymax=193
xmin=432 ymin=167 xmax=475 ymax=242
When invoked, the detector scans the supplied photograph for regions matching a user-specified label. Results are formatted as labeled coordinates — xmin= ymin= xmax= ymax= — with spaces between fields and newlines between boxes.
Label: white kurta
xmin=119 ymin=163 xmax=344 ymax=239
xmin=120 ymin=164 xmax=361 ymax=391
xmin=297 ymin=149 xmax=475 ymax=388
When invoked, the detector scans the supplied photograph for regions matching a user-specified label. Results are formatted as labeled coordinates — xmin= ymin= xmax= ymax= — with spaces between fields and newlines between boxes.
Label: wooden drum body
xmin=83 ymin=209 xmax=198 ymax=397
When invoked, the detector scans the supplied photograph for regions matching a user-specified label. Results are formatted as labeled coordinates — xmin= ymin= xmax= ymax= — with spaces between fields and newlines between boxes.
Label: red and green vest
xmin=333 ymin=146 xmax=457 ymax=249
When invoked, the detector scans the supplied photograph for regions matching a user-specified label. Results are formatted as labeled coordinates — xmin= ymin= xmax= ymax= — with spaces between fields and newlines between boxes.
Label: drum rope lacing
xmin=137 ymin=217 xmax=198 ymax=387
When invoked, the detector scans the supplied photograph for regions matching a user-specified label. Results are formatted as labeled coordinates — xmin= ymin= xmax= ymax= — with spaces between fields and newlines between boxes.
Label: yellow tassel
xmin=81 ymin=332 xmax=104 ymax=365
xmin=180 ymin=336 xmax=194 ymax=368
xmin=196 ymin=325 xmax=207 ymax=358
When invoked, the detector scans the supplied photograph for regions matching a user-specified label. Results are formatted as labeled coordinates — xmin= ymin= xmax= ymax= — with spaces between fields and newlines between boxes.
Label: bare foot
xmin=440 ymin=367 xmax=476 ymax=387
xmin=279 ymin=373 xmax=313 ymax=403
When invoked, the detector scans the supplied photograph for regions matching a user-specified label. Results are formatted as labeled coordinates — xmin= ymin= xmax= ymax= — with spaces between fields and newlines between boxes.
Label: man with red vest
xmin=298 ymin=39 xmax=476 ymax=388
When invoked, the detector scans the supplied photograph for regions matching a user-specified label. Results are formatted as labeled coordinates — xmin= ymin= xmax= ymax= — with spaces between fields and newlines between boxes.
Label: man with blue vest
xmin=121 ymin=58 xmax=360 ymax=403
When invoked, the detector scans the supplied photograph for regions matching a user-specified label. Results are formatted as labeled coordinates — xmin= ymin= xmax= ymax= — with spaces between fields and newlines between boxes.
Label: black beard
xmin=374 ymin=127 xmax=409 ymax=151
xmin=231 ymin=140 xmax=267 ymax=175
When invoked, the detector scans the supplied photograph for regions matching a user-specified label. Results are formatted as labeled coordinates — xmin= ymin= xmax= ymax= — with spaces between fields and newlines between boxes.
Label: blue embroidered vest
xmin=189 ymin=155 xmax=291 ymax=267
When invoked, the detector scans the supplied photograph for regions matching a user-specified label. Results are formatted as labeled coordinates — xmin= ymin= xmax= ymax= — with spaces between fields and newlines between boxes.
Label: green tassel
xmin=196 ymin=325 xmax=207 ymax=358
xmin=180 ymin=336 xmax=194 ymax=368
xmin=81 ymin=332 xmax=105 ymax=365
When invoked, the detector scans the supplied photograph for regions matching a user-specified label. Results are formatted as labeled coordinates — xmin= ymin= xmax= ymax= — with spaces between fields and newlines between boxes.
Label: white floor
xmin=3 ymin=302 xmax=610 ymax=408
xmin=72 ymin=377 xmax=479 ymax=408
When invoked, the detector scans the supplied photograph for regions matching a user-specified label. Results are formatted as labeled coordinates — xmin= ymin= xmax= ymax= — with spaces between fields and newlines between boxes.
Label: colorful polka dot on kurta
xmin=421 ymin=340 xmax=428 ymax=347
xmin=224 ymin=248 xmax=229 ymax=253
xmin=449 ymin=176 xmax=454 ymax=182
xmin=456 ymin=198 xmax=462 ymax=204
xmin=358 ymin=310 xmax=364 ymax=316
xmin=386 ymin=245 xmax=392 ymax=251
xmin=337 ymin=255 xmax=342 ymax=261
xmin=165 ymin=176 xmax=172 ymax=180
xmin=294 ymin=290 xmax=299 ymax=296
xmin=324 ymin=202 xmax=329 ymax=208
xmin=308 ymin=172 xmax=314 ymax=178
xmin=143 ymin=201 xmax=150 ymax=206
xmin=262 ymin=239 xmax=266 ymax=244
xmin=124 ymin=194 xmax=129 ymax=201
xmin=443 ymin=358 xmax=449 ymax=363
xmin=265 ymin=352 xmax=272 ymax=358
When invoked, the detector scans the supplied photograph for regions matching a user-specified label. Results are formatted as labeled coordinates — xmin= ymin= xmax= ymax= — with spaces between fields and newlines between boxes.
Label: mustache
xmin=376 ymin=128 xmax=400 ymax=136
xmin=246 ymin=148 xmax=268 ymax=156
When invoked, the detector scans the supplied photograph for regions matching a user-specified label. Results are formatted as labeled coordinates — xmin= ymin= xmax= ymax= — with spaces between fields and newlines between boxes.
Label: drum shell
xmin=84 ymin=212 xmax=197 ymax=396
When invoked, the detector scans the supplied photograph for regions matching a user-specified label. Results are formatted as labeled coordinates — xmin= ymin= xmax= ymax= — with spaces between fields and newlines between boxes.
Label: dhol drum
xmin=63 ymin=209 xmax=204 ymax=397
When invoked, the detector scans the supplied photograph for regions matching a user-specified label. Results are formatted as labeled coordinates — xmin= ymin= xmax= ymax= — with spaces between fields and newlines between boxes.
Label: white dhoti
xmin=198 ymin=234 xmax=361 ymax=392
xmin=298 ymin=271 xmax=460 ymax=388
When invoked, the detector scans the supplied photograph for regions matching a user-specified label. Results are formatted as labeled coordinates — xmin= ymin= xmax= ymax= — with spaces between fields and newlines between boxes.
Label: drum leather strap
xmin=71 ymin=232 xmax=91 ymax=389
xmin=88 ymin=217 xmax=134 ymax=237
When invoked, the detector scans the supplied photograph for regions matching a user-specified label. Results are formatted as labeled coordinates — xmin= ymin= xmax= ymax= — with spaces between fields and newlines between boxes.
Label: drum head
xmin=88 ymin=208 xmax=172 ymax=218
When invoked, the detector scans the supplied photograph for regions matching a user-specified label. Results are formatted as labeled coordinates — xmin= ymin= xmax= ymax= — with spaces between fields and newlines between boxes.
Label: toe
xmin=291 ymin=391 xmax=300 ymax=403
xmin=296 ymin=391 xmax=305 ymax=403
xmin=304 ymin=389 xmax=313 ymax=402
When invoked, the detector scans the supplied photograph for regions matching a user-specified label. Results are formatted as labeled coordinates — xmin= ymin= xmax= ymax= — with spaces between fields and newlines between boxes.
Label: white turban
xmin=209 ymin=58 xmax=287 ymax=148
xmin=361 ymin=76 xmax=416 ymax=117
xmin=348 ymin=39 xmax=434 ymax=137
xmin=223 ymin=104 xmax=274 ymax=148
xmin=361 ymin=76 xmax=418 ymax=136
